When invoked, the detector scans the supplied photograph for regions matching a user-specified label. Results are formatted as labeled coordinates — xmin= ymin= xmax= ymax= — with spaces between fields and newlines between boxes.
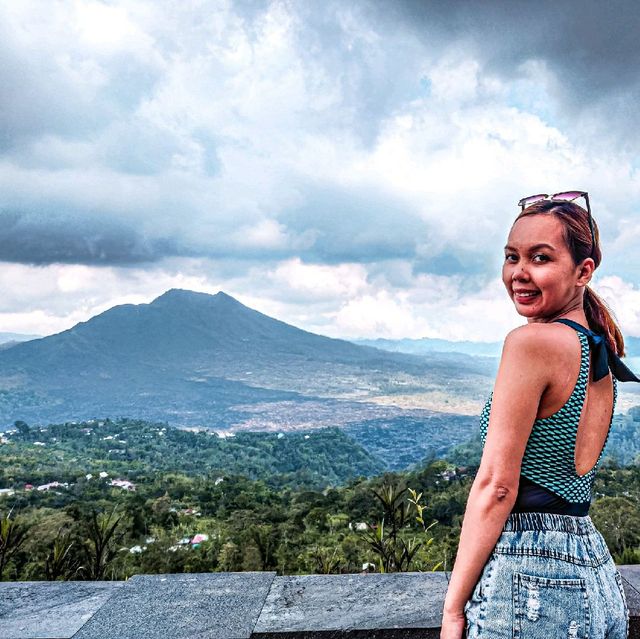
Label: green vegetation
xmin=1 ymin=417 xmax=385 ymax=491
xmin=1 ymin=417 xmax=639 ymax=581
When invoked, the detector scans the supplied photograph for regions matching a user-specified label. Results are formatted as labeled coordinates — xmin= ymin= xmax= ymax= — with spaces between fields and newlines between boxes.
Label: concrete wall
xmin=1 ymin=568 xmax=639 ymax=638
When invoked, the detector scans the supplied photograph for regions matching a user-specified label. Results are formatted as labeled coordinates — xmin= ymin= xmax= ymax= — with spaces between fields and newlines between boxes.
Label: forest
xmin=1 ymin=417 xmax=640 ymax=581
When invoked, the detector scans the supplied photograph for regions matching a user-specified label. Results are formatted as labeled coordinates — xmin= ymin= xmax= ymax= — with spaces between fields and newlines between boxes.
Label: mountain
xmin=0 ymin=289 xmax=495 ymax=439
xmin=352 ymin=336 xmax=503 ymax=358
xmin=356 ymin=334 xmax=640 ymax=359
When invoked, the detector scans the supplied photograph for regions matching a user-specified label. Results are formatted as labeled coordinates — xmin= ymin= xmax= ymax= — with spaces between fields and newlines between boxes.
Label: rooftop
xmin=1 ymin=567 xmax=639 ymax=638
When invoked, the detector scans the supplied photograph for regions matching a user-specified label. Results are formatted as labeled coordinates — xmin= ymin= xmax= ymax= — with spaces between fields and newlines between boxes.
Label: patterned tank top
xmin=479 ymin=323 xmax=618 ymax=512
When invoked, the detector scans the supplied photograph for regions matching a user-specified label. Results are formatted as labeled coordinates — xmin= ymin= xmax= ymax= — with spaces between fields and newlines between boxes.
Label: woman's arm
xmin=442 ymin=323 xmax=556 ymax=614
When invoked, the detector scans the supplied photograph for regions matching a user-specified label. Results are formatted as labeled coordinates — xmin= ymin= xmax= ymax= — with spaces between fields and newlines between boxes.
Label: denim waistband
xmin=503 ymin=511 xmax=597 ymax=535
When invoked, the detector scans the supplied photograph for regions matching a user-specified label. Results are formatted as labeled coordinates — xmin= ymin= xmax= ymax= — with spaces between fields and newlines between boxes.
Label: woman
xmin=440 ymin=192 xmax=636 ymax=639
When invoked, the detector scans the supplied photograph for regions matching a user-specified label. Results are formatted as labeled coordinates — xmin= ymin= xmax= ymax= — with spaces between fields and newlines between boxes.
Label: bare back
xmin=535 ymin=323 xmax=615 ymax=477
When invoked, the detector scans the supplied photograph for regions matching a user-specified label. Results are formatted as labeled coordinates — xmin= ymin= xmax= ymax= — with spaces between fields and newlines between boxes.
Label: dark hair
xmin=514 ymin=200 xmax=626 ymax=356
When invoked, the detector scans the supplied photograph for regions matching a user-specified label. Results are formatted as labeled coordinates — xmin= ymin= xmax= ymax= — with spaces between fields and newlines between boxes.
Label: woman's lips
xmin=514 ymin=290 xmax=540 ymax=304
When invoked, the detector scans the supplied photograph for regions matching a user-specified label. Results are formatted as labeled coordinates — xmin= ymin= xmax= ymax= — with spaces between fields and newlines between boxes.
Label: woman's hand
xmin=440 ymin=607 xmax=467 ymax=639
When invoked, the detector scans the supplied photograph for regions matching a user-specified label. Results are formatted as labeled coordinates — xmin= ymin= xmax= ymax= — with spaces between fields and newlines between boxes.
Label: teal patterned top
xmin=479 ymin=329 xmax=618 ymax=503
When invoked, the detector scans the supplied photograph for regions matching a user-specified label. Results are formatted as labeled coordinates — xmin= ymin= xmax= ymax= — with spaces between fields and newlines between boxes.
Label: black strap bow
xmin=553 ymin=318 xmax=640 ymax=382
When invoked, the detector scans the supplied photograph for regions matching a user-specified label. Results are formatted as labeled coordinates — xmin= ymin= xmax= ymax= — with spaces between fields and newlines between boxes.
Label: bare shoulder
xmin=501 ymin=322 xmax=575 ymax=363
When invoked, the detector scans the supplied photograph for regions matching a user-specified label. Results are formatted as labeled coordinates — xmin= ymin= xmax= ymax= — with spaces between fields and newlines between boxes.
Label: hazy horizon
xmin=0 ymin=287 xmax=505 ymax=345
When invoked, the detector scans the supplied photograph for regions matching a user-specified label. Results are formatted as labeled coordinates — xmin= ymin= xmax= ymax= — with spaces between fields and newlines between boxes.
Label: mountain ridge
xmin=0 ymin=288 xmax=495 ymax=430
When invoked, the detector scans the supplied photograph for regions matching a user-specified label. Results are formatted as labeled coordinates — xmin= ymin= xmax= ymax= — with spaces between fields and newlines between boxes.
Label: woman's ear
xmin=576 ymin=257 xmax=596 ymax=287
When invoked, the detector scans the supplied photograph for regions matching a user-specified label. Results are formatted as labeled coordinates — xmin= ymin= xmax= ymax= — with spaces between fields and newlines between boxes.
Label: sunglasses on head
xmin=517 ymin=190 xmax=596 ymax=257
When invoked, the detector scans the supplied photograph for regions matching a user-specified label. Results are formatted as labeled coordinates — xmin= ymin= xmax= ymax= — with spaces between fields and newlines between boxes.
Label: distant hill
xmin=352 ymin=336 xmax=503 ymax=358
xmin=355 ymin=333 xmax=640 ymax=359
xmin=0 ymin=289 xmax=495 ymax=431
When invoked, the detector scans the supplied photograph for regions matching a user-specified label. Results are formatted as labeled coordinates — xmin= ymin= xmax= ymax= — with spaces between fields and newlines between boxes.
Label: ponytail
xmin=584 ymin=285 xmax=625 ymax=356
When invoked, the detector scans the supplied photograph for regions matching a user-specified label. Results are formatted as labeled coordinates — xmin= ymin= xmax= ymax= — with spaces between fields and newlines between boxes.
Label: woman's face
xmin=502 ymin=213 xmax=588 ymax=321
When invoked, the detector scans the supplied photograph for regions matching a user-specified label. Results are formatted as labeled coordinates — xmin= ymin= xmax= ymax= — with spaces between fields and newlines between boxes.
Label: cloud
xmin=1 ymin=1 xmax=637 ymax=268
xmin=595 ymin=275 xmax=640 ymax=337
xmin=0 ymin=255 xmax=519 ymax=341
xmin=0 ymin=258 xmax=220 ymax=334
xmin=0 ymin=1 xmax=162 ymax=149
xmin=387 ymin=0 xmax=640 ymax=151
xmin=0 ymin=207 xmax=174 ymax=265
xmin=1 ymin=0 xmax=639 ymax=339
xmin=4 ymin=252 xmax=640 ymax=345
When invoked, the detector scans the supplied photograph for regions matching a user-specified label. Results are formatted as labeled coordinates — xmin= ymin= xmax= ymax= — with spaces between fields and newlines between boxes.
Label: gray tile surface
xmin=620 ymin=565 xmax=640 ymax=599
xmin=0 ymin=581 xmax=121 ymax=639
xmin=1 ymin=569 xmax=637 ymax=639
xmin=71 ymin=572 xmax=276 ymax=639
xmin=618 ymin=566 xmax=640 ymax=638
xmin=253 ymin=571 xmax=448 ymax=636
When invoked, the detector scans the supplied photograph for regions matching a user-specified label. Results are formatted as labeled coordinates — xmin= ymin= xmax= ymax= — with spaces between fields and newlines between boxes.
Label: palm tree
xmin=0 ymin=510 xmax=28 ymax=580
xmin=84 ymin=506 xmax=125 ymax=580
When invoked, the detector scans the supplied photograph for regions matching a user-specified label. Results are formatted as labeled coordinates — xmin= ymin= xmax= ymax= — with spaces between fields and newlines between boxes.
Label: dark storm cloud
xmin=0 ymin=209 xmax=177 ymax=265
xmin=288 ymin=2 xmax=428 ymax=148
xmin=278 ymin=182 xmax=425 ymax=264
xmin=1 ymin=0 xmax=638 ymax=272
xmin=0 ymin=4 xmax=162 ymax=151
xmin=383 ymin=0 xmax=640 ymax=150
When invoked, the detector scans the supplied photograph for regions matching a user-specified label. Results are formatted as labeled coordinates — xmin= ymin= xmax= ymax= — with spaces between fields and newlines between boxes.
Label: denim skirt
xmin=463 ymin=511 xmax=629 ymax=638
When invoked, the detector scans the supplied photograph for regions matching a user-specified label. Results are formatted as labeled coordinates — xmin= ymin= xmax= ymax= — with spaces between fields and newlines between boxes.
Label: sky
xmin=1 ymin=0 xmax=640 ymax=342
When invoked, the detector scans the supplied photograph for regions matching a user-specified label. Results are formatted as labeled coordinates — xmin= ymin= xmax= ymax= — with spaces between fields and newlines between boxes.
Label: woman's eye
xmin=504 ymin=254 xmax=517 ymax=262
xmin=533 ymin=254 xmax=549 ymax=262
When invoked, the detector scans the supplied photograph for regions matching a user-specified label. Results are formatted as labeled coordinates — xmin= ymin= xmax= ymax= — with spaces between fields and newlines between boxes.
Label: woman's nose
xmin=513 ymin=267 xmax=530 ymax=280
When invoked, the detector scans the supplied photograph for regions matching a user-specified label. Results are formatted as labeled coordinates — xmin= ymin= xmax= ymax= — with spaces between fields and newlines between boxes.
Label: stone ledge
xmin=72 ymin=572 xmax=276 ymax=639
xmin=252 ymin=572 xmax=447 ymax=639
xmin=0 ymin=567 xmax=638 ymax=639
xmin=0 ymin=581 xmax=122 ymax=638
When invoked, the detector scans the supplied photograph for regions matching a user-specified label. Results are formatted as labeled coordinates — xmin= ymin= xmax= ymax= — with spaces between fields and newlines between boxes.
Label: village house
xmin=110 ymin=479 xmax=136 ymax=491
xmin=37 ymin=481 xmax=69 ymax=492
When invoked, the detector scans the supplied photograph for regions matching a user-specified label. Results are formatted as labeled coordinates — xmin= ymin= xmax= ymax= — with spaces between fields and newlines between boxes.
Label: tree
xmin=358 ymin=481 xmax=439 ymax=573
xmin=45 ymin=534 xmax=83 ymax=581
xmin=249 ymin=523 xmax=279 ymax=570
xmin=302 ymin=544 xmax=344 ymax=574
xmin=0 ymin=512 xmax=28 ymax=580
xmin=591 ymin=496 xmax=640 ymax=556
xmin=14 ymin=421 xmax=30 ymax=441
xmin=83 ymin=506 xmax=126 ymax=580
xmin=359 ymin=481 xmax=413 ymax=572
xmin=217 ymin=541 xmax=242 ymax=572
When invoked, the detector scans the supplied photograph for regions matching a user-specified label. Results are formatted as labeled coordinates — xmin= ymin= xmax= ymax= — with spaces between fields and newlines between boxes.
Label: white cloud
xmin=0 ymin=256 xmax=512 ymax=342
xmin=1 ymin=0 xmax=640 ymax=343
xmin=595 ymin=275 xmax=640 ymax=336
xmin=270 ymin=258 xmax=369 ymax=301
xmin=427 ymin=55 xmax=481 ymax=104
xmin=0 ymin=259 xmax=217 ymax=333
xmin=334 ymin=290 xmax=430 ymax=339
xmin=3 ymin=253 xmax=640 ymax=346
xmin=75 ymin=2 xmax=141 ymax=50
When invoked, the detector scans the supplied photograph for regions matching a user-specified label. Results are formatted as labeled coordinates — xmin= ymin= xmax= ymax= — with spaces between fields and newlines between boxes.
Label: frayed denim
xmin=464 ymin=512 xmax=629 ymax=638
